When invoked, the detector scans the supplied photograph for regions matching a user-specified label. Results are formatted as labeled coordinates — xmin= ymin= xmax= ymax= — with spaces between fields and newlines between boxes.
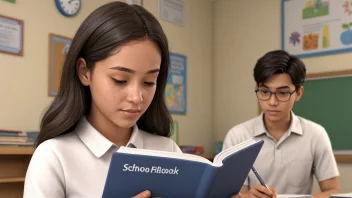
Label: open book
xmin=102 ymin=139 xmax=264 ymax=198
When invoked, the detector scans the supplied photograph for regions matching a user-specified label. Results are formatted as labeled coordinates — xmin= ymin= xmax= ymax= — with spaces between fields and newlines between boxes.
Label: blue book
xmin=102 ymin=139 xmax=264 ymax=198
xmin=0 ymin=132 xmax=19 ymax=136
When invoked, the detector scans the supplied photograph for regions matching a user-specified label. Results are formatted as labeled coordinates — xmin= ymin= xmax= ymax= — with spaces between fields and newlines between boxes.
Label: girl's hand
xmin=231 ymin=193 xmax=243 ymax=198
xmin=132 ymin=190 xmax=151 ymax=198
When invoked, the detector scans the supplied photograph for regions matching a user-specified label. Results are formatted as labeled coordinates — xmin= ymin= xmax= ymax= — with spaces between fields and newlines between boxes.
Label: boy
xmin=223 ymin=50 xmax=340 ymax=198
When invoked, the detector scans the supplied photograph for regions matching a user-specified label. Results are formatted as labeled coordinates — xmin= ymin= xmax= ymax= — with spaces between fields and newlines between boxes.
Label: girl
xmin=24 ymin=2 xmax=181 ymax=198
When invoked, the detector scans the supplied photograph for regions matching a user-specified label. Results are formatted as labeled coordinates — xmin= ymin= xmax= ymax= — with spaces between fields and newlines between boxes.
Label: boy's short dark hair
xmin=253 ymin=50 xmax=306 ymax=90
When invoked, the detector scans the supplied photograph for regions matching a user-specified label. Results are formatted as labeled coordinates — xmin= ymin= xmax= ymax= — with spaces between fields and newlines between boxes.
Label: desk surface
xmin=0 ymin=146 xmax=34 ymax=155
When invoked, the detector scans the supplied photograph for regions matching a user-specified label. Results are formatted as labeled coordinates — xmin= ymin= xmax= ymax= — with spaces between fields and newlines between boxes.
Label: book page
xmin=213 ymin=139 xmax=257 ymax=166
xmin=117 ymin=146 xmax=213 ymax=165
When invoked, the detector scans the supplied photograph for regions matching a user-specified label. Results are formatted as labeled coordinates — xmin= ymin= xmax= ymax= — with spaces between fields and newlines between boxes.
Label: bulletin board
xmin=48 ymin=33 xmax=72 ymax=96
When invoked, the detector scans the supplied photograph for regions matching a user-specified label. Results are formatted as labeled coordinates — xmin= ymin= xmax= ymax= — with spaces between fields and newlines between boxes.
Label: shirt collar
xmin=126 ymin=125 xmax=144 ymax=149
xmin=75 ymin=117 xmax=144 ymax=158
xmin=290 ymin=112 xmax=303 ymax=135
xmin=253 ymin=113 xmax=267 ymax=137
xmin=254 ymin=112 xmax=303 ymax=137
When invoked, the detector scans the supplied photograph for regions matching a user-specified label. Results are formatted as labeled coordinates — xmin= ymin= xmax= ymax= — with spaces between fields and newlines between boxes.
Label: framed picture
xmin=0 ymin=15 xmax=24 ymax=56
xmin=48 ymin=33 xmax=72 ymax=97
xmin=165 ymin=52 xmax=187 ymax=114
xmin=125 ymin=0 xmax=143 ymax=6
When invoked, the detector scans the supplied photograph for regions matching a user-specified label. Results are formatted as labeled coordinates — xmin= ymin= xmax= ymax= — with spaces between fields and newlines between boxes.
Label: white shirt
xmin=24 ymin=117 xmax=182 ymax=198
xmin=223 ymin=112 xmax=339 ymax=195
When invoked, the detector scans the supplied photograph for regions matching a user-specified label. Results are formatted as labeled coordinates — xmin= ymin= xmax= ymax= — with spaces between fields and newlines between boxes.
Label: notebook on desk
xmin=278 ymin=195 xmax=312 ymax=198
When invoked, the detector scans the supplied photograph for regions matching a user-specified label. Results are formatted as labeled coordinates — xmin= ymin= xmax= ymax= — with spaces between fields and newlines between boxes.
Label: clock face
xmin=56 ymin=0 xmax=81 ymax=17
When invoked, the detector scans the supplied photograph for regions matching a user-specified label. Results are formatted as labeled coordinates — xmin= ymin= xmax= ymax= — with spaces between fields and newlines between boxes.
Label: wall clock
xmin=55 ymin=0 xmax=81 ymax=17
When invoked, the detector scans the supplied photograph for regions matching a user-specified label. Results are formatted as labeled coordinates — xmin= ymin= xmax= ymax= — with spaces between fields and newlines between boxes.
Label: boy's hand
xmin=247 ymin=184 xmax=277 ymax=198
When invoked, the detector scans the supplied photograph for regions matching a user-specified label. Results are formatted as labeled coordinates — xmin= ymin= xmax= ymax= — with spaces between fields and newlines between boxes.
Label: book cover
xmin=102 ymin=139 xmax=264 ymax=198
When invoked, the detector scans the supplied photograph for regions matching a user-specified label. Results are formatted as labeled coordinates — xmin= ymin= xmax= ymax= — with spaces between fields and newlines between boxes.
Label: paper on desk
xmin=278 ymin=195 xmax=312 ymax=198
xmin=330 ymin=193 xmax=352 ymax=198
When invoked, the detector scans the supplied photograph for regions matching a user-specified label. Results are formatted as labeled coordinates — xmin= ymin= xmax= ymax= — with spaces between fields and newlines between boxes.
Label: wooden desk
xmin=335 ymin=154 xmax=352 ymax=163
xmin=0 ymin=146 xmax=34 ymax=198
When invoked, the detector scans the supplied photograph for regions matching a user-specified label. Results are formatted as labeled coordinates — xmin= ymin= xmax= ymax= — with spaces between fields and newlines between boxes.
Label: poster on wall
xmin=159 ymin=0 xmax=185 ymax=26
xmin=165 ymin=52 xmax=187 ymax=114
xmin=282 ymin=0 xmax=352 ymax=58
xmin=48 ymin=33 xmax=72 ymax=97
xmin=0 ymin=15 xmax=23 ymax=56
xmin=124 ymin=0 xmax=142 ymax=6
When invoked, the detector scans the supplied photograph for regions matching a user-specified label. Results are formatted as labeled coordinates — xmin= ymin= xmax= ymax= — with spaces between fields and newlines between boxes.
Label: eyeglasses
xmin=255 ymin=89 xmax=296 ymax=102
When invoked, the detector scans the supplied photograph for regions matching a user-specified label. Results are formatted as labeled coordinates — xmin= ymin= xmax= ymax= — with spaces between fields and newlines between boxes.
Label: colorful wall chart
xmin=165 ymin=53 xmax=187 ymax=114
xmin=282 ymin=0 xmax=352 ymax=57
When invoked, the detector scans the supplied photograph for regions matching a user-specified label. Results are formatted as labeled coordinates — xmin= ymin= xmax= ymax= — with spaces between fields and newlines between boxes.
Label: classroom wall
xmin=3 ymin=0 xmax=350 ymax=193
xmin=213 ymin=0 xmax=352 ymax=193
xmin=0 ymin=0 xmax=214 ymax=152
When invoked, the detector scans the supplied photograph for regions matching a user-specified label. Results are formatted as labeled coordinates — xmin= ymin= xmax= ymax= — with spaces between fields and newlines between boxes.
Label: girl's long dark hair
xmin=36 ymin=1 xmax=172 ymax=147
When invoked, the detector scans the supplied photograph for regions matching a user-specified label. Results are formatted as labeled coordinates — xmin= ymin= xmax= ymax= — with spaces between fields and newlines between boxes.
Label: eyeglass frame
xmin=255 ymin=89 xmax=297 ymax=102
